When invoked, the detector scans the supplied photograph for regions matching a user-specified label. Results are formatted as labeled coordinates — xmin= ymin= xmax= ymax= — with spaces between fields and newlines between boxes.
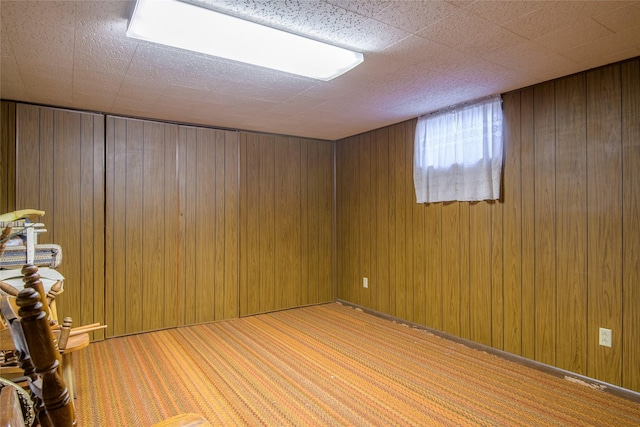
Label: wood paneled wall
xmin=13 ymin=103 xmax=105 ymax=339
xmin=336 ymin=58 xmax=640 ymax=392
xmin=239 ymin=132 xmax=334 ymax=316
xmin=106 ymin=117 xmax=239 ymax=336
xmin=1 ymin=102 xmax=16 ymax=213
xmin=3 ymin=105 xmax=335 ymax=338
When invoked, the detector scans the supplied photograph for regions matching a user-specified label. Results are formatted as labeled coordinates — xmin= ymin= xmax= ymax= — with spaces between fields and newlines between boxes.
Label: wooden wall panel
xmin=224 ymin=133 xmax=240 ymax=319
xmin=621 ymin=59 xmax=640 ymax=392
xmin=441 ymin=203 xmax=461 ymax=337
xmin=373 ymin=128 xmax=390 ymax=314
xmin=8 ymin=104 xmax=327 ymax=336
xmin=360 ymin=133 xmax=372 ymax=309
xmin=335 ymin=58 xmax=640 ymax=393
xmin=239 ymin=133 xmax=333 ymax=316
xmin=106 ymin=117 xmax=239 ymax=335
xmin=1 ymin=101 xmax=16 ymax=213
xmin=533 ymin=82 xmax=556 ymax=366
xmin=586 ymin=66 xmax=623 ymax=385
xmin=14 ymin=104 xmax=104 ymax=338
xmin=312 ymin=140 xmax=334 ymax=304
xmin=502 ymin=91 xmax=523 ymax=354
xmin=393 ymin=124 xmax=407 ymax=319
xmin=555 ymin=74 xmax=587 ymax=375
xmin=424 ymin=203 xmax=442 ymax=331
xmin=469 ymin=202 xmax=492 ymax=347
xmin=519 ymin=87 xmax=536 ymax=361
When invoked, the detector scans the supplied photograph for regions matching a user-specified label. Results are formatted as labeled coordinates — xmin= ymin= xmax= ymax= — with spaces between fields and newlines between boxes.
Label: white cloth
xmin=414 ymin=95 xmax=503 ymax=203
xmin=0 ymin=267 xmax=65 ymax=295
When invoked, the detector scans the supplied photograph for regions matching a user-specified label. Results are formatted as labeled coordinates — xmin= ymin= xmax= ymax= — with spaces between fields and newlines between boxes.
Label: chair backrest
xmin=0 ymin=265 xmax=75 ymax=427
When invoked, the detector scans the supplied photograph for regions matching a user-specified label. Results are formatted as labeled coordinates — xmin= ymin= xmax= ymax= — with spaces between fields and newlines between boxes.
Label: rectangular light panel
xmin=126 ymin=0 xmax=364 ymax=81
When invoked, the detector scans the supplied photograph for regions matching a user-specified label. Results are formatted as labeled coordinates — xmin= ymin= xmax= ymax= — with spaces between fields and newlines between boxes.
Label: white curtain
xmin=413 ymin=95 xmax=503 ymax=204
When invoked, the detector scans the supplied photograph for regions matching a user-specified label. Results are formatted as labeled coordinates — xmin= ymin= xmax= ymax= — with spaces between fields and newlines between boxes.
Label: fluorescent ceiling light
xmin=126 ymin=0 xmax=364 ymax=81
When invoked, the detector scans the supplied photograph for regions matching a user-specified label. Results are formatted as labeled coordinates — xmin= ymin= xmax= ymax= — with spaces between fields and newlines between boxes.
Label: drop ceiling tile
xmin=0 ymin=59 xmax=26 ymax=99
xmin=72 ymin=69 xmax=123 ymax=96
xmin=445 ymin=0 xmax=478 ymax=8
xmin=1 ymin=16 xmax=15 ymax=58
xmin=380 ymin=35 xmax=452 ymax=67
xmin=533 ymin=17 xmax=614 ymax=54
xmin=417 ymin=8 xmax=493 ymax=48
xmin=71 ymin=93 xmax=116 ymax=112
xmin=2 ymin=2 xmax=75 ymax=69
xmin=111 ymin=93 xmax=157 ymax=114
xmin=117 ymin=76 xmax=164 ymax=101
xmin=74 ymin=30 xmax=138 ymax=74
xmin=371 ymin=1 xmax=459 ymax=33
xmin=189 ymin=0 xmax=371 ymax=48
xmin=22 ymin=74 xmax=73 ymax=105
xmin=593 ymin=2 xmax=640 ymax=33
xmin=325 ymin=0 xmax=391 ymax=18
xmin=74 ymin=0 xmax=131 ymax=34
xmin=439 ymin=57 xmax=523 ymax=90
xmin=571 ymin=1 xmax=636 ymax=18
xmin=267 ymin=96 xmax=325 ymax=114
xmin=464 ymin=1 xmax=546 ymax=25
xmin=298 ymin=81 xmax=360 ymax=102
xmin=501 ymin=2 xmax=586 ymax=40
xmin=562 ymin=28 xmax=640 ymax=64
xmin=456 ymin=25 xmax=527 ymax=57
xmin=484 ymin=41 xmax=578 ymax=80
xmin=0 ymin=1 xmax=76 ymax=30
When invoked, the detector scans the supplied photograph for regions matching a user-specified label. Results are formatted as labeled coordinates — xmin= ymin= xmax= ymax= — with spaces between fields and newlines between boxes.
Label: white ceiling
xmin=2 ymin=0 xmax=639 ymax=141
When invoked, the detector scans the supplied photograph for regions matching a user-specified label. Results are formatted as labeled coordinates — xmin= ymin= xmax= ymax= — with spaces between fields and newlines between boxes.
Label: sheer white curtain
xmin=413 ymin=95 xmax=503 ymax=204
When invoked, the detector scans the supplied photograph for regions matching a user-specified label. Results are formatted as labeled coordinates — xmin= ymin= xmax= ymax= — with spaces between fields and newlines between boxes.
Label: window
xmin=413 ymin=95 xmax=503 ymax=203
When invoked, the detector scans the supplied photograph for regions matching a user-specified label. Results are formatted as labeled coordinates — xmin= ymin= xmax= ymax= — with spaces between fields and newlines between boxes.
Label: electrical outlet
xmin=363 ymin=277 xmax=368 ymax=288
xmin=599 ymin=328 xmax=612 ymax=347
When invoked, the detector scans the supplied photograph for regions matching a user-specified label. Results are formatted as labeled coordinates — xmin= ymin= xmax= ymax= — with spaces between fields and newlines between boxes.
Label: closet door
xmin=239 ymin=133 xmax=334 ymax=316
xmin=106 ymin=116 xmax=239 ymax=336
xmin=15 ymin=103 xmax=105 ymax=339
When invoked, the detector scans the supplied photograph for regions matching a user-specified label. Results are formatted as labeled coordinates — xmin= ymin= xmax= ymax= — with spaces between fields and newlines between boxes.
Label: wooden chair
xmin=1 ymin=287 xmax=75 ymax=426
xmin=0 ymin=264 xmax=212 ymax=427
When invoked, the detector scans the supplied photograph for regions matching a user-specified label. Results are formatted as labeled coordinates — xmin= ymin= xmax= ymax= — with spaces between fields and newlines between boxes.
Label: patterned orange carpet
xmin=74 ymin=303 xmax=640 ymax=426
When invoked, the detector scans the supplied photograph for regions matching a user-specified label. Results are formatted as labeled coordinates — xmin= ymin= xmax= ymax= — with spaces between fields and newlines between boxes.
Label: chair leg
xmin=61 ymin=353 xmax=75 ymax=404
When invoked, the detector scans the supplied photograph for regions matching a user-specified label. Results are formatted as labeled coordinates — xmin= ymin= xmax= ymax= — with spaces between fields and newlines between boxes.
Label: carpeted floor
xmin=73 ymin=303 xmax=640 ymax=426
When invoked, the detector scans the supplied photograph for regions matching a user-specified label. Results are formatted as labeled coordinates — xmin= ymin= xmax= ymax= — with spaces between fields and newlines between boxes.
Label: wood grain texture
xmin=424 ymin=202 xmax=442 ymax=331
xmin=621 ymin=59 xmax=640 ymax=392
xmin=315 ymin=140 xmax=334 ymax=304
xmin=587 ymin=65 xmax=623 ymax=385
xmin=533 ymin=82 xmax=556 ymax=365
xmin=106 ymin=118 xmax=240 ymax=335
xmin=259 ymin=134 xmax=276 ymax=312
xmin=360 ymin=133 xmax=372 ymax=309
xmin=393 ymin=124 xmax=407 ymax=319
xmin=0 ymin=101 xmax=16 ymax=213
xmin=441 ymin=202 xmax=461 ymax=336
xmin=519 ymin=87 xmax=536 ymax=361
xmin=15 ymin=104 xmax=42 ymax=212
xmin=14 ymin=105 xmax=104 ymax=339
xmin=239 ymin=133 xmax=334 ymax=316
xmin=502 ymin=91 xmax=522 ymax=355
xmin=224 ymin=132 xmax=240 ymax=320
xmin=373 ymin=128 xmax=390 ymax=314
xmin=469 ymin=201 xmax=492 ymax=347
xmin=555 ymin=74 xmax=587 ymax=375
xmin=163 ymin=124 xmax=180 ymax=328
xmin=181 ymin=126 xmax=198 ymax=326
xmin=123 ymin=119 xmax=144 ymax=334
xmin=335 ymin=59 xmax=640 ymax=392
